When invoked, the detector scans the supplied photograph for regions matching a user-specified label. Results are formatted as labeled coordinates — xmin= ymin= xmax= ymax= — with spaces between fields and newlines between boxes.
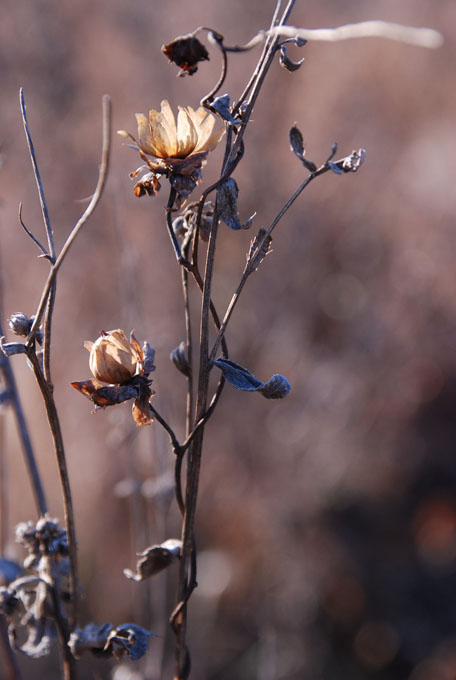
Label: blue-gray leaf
xmin=214 ymin=359 xmax=291 ymax=399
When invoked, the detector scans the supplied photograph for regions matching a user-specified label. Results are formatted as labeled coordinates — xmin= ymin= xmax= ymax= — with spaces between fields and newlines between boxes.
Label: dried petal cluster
xmin=161 ymin=33 xmax=209 ymax=76
xmin=72 ymin=330 xmax=156 ymax=426
xmin=119 ymin=101 xmax=224 ymax=207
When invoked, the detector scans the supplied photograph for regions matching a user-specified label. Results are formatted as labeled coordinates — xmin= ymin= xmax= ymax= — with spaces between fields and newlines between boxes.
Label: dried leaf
xmin=218 ymin=178 xmax=255 ymax=231
xmin=124 ymin=539 xmax=182 ymax=582
xmin=210 ymin=94 xmax=242 ymax=125
xmin=289 ymin=125 xmax=305 ymax=157
xmin=69 ymin=622 xmax=114 ymax=659
xmin=0 ymin=341 xmax=27 ymax=356
xmin=258 ymin=374 xmax=291 ymax=399
xmin=170 ymin=341 xmax=190 ymax=377
xmin=246 ymin=227 xmax=272 ymax=274
xmin=142 ymin=342 xmax=156 ymax=375
xmin=279 ymin=44 xmax=305 ymax=71
xmin=214 ymin=358 xmax=291 ymax=399
xmin=104 ymin=623 xmax=157 ymax=661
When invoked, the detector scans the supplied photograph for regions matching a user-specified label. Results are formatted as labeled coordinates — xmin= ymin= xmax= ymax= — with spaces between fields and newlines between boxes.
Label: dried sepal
xmin=279 ymin=44 xmax=305 ymax=71
xmin=104 ymin=623 xmax=157 ymax=661
xmin=218 ymin=178 xmax=255 ymax=231
xmin=124 ymin=539 xmax=182 ymax=582
xmin=214 ymin=358 xmax=291 ymax=399
xmin=170 ymin=341 xmax=190 ymax=377
xmin=6 ymin=576 xmax=57 ymax=659
xmin=162 ymin=33 xmax=209 ymax=76
xmin=73 ymin=330 xmax=155 ymax=427
xmin=133 ymin=171 xmax=161 ymax=197
xmin=246 ymin=227 xmax=272 ymax=274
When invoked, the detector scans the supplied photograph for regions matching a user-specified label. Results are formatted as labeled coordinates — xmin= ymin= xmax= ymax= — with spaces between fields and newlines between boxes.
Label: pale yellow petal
xmin=159 ymin=100 xmax=178 ymax=156
xmin=136 ymin=113 xmax=161 ymax=156
xmin=193 ymin=114 xmax=215 ymax=153
xmin=188 ymin=106 xmax=208 ymax=127
xmin=176 ymin=108 xmax=198 ymax=157
xmin=203 ymin=125 xmax=225 ymax=152
xmin=149 ymin=108 xmax=175 ymax=158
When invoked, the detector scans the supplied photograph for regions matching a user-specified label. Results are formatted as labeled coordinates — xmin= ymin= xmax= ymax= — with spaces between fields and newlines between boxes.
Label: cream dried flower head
xmin=119 ymin=100 xmax=225 ymax=207
xmin=136 ymin=100 xmax=224 ymax=174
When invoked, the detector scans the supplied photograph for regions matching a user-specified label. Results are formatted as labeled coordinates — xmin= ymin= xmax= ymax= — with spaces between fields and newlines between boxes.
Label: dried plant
xmin=0 ymin=2 xmax=442 ymax=679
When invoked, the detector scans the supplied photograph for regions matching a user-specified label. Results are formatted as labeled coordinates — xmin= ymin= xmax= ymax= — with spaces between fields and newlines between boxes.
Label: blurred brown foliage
xmin=1 ymin=1 xmax=456 ymax=678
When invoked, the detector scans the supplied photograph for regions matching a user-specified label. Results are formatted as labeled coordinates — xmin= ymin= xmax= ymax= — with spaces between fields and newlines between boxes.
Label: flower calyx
xmin=71 ymin=330 xmax=156 ymax=426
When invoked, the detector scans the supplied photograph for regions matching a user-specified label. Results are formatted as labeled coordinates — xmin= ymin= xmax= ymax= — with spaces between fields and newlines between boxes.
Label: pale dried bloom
xmin=135 ymin=100 xmax=224 ymax=175
xmin=85 ymin=330 xmax=141 ymax=385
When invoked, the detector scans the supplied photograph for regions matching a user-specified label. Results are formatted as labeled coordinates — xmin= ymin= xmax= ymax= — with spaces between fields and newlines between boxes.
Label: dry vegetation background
xmin=1 ymin=1 xmax=456 ymax=679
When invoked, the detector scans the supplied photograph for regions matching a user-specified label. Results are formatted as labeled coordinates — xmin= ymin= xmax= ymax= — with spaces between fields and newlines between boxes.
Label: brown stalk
xmin=173 ymin=4 xmax=297 ymax=675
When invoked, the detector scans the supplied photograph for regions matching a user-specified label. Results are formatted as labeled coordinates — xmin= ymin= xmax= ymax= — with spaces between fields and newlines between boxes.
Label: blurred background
xmin=1 ymin=0 xmax=456 ymax=678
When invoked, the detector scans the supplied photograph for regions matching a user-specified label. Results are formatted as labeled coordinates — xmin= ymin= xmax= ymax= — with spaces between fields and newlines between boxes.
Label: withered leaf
xmin=214 ymin=358 xmax=291 ymax=399
xmin=246 ymin=227 xmax=272 ymax=274
xmin=279 ymin=44 xmax=305 ymax=72
xmin=124 ymin=539 xmax=182 ymax=582
xmin=210 ymin=94 xmax=242 ymax=125
xmin=104 ymin=623 xmax=157 ymax=661
xmin=218 ymin=178 xmax=255 ymax=231
xmin=170 ymin=341 xmax=190 ymax=377
xmin=289 ymin=125 xmax=317 ymax=172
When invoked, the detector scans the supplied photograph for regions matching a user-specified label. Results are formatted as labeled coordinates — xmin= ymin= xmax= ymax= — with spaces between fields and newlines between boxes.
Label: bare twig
xmin=27 ymin=95 xmax=112 ymax=343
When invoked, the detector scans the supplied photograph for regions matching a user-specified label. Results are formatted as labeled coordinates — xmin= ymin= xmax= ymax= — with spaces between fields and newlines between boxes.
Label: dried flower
xmin=162 ymin=33 xmax=209 ymax=76
xmin=85 ymin=330 xmax=141 ymax=385
xmin=72 ymin=330 xmax=156 ymax=426
xmin=119 ymin=101 xmax=224 ymax=207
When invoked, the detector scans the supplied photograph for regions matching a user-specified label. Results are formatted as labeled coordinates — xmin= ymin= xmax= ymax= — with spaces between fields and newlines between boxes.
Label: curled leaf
xmin=289 ymin=125 xmax=317 ymax=172
xmin=246 ymin=227 xmax=272 ymax=274
xmin=258 ymin=374 xmax=291 ymax=399
xmin=210 ymin=94 xmax=242 ymax=125
xmin=218 ymin=178 xmax=255 ymax=231
xmin=170 ymin=341 xmax=190 ymax=377
xmin=69 ymin=622 xmax=114 ymax=658
xmin=104 ymin=623 xmax=157 ymax=661
xmin=279 ymin=44 xmax=305 ymax=71
xmin=214 ymin=358 xmax=291 ymax=399
xmin=0 ymin=341 xmax=27 ymax=357
xmin=124 ymin=539 xmax=182 ymax=582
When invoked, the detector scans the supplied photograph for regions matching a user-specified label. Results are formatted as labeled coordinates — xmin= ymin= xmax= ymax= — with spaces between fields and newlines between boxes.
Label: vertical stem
xmin=0 ymin=320 xmax=47 ymax=517
xmin=0 ymin=617 xmax=23 ymax=680
xmin=27 ymin=351 xmax=78 ymax=630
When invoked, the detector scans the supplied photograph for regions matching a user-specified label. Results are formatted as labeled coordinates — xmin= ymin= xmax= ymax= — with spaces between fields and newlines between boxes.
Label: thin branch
xmin=18 ymin=203 xmax=49 ymax=257
xmin=27 ymin=95 xmax=112 ymax=343
xmin=268 ymin=21 xmax=443 ymax=48
xmin=209 ymin=157 xmax=336 ymax=362
xmin=19 ymin=88 xmax=55 ymax=259
xmin=26 ymin=348 xmax=79 ymax=632
xmin=0 ymin=303 xmax=47 ymax=516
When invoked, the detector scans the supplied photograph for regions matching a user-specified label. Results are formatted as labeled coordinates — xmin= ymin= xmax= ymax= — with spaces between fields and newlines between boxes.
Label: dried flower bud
xmin=162 ymin=33 xmax=209 ymax=76
xmin=85 ymin=330 xmax=141 ymax=385
xmin=8 ymin=313 xmax=31 ymax=337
